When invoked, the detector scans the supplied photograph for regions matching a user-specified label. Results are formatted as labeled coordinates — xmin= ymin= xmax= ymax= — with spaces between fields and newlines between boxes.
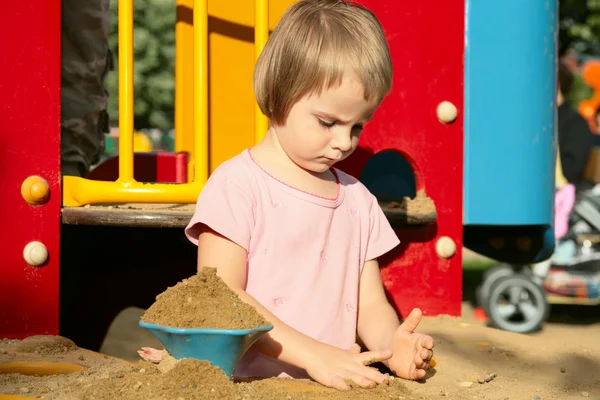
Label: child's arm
xmin=357 ymin=259 xmax=435 ymax=380
xmin=356 ymin=260 xmax=401 ymax=351
xmin=197 ymin=226 xmax=392 ymax=390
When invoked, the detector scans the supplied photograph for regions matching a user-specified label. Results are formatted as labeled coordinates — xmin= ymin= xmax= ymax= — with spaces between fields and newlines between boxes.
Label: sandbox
xmin=1 ymin=268 xmax=598 ymax=399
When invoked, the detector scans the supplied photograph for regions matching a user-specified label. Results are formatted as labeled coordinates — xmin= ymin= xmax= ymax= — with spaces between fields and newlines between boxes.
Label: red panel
xmin=88 ymin=152 xmax=188 ymax=183
xmin=338 ymin=0 xmax=464 ymax=317
xmin=156 ymin=152 xmax=187 ymax=183
xmin=0 ymin=1 xmax=61 ymax=337
xmin=175 ymin=152 xmax=188 ymax=183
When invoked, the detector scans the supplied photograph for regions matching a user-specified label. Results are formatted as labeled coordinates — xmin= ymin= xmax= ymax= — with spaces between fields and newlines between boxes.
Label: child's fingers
xmin=421 ymin=335 xmax=435 ymax=350
xmin=399 ymin=308 xmax=422 ymax=333
xmin=137 ymin=347 xmax=163 ymax=363
xmin=412 ymin=367 xmax=427 ymax=380
xmin=348 ymin=343 xmax=362 ymax=354
xmin=413 ymin=353 xmax=431 ymax=371
xmin=329 ymin=376 xmax=350 ymax=391
xmin=414 ymin=353 xmax=426 ymax=368
xmin=359 ymin=349 xmax=392 ymax=366
xmin=348 ymin=374 xmax=377 ymax=389
xmin=419 ymin=348 xmax=433 ymax=361
xmin=357 ymin=365 xmax=390 ymax=385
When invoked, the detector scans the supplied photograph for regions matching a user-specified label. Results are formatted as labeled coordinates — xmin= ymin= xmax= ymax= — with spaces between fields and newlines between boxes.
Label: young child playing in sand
xmin=144 ymin=0 xmax=434 ymax=390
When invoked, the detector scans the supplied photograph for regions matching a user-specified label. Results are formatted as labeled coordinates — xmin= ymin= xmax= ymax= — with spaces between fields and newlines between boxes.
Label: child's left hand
xmin=387 ymin=308 xmax=435 ymax=380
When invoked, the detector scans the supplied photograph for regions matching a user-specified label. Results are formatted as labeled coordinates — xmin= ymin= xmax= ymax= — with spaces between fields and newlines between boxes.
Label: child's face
xmin=274 ymin=73 xmax=379 ymax=174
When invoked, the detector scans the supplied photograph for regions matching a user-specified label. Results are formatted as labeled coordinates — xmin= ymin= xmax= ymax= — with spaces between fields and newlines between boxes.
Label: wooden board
xmin=61 ymin=202 xmax=437 ymax=228
xmin=61 ymin=204 xmax=196 ymax=228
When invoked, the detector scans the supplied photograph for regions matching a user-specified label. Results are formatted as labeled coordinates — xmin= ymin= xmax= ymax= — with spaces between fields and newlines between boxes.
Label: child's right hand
xmin=137 ymin=346 xmax=164 ymax=363
xmin=302 ymin=341 xmax=392 ymax=391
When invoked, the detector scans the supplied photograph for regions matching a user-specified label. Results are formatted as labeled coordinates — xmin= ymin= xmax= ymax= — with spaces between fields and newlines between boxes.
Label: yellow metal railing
xmin=175 ymin=0 xmax=196 ymax=183
xmin=118 ymin=0 xmax=134 ymax=183
xmin=62 ymin=0 xmax=269 ymax=207
xmin=255 ymin=0 xmax=269 ymax=143
xmin=193 ymin=0 xmax=209 ymax=186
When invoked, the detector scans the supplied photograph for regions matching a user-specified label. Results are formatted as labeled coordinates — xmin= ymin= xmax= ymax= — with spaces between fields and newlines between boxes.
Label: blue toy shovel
xmin=138 ymin=321 xmax=273 ymax=378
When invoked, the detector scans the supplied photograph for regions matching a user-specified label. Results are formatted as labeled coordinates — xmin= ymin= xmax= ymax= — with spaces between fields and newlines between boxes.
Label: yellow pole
xmin=255 ymin=0 xmax=269 ymax=144
xmin=175 ymin=0 xmax=196 ymax=182
xmin=194 ymin=0 xmax=209 ymax=184
xmin=118 ymin=0 xmax=135 ymax=182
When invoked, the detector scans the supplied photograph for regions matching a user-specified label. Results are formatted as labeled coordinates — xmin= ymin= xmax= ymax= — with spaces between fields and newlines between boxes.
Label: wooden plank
xmin=61 ymin=204 xmax=195 ymax=228
xmin=62 ymin=201 xmax=437 ymax=228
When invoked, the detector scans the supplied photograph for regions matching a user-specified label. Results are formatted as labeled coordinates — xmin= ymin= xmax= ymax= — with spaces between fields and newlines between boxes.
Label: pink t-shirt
xmin=185 ymin=149 xmax=400 ymax=378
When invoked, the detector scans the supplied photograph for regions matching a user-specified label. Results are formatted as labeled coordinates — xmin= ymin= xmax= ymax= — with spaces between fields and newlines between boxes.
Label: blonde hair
xmin=253 ymin=0 xmax=393 ymax=125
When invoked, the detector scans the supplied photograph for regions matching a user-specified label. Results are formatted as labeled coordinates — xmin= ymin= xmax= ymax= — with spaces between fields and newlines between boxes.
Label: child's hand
xmin=387 ymin=308 xmax=435 ymax=380
xmin=137 ymin=347 xmax=165 ymax=363
xmin=303 ymin=341 xmax=392 ymax=391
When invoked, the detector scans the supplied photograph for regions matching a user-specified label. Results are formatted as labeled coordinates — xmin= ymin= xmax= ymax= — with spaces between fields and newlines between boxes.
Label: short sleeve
xmin=185 ymin=169 xmax=255 ymax=251
xmin=365 ymin=194 xmax=400 ymax=261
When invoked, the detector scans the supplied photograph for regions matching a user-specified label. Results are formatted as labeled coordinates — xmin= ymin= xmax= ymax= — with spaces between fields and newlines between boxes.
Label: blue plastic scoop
xmin=139 ymin=321 xmax=273 ymax=378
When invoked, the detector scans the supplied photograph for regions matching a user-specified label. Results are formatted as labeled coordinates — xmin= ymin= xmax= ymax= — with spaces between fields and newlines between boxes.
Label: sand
xmin=385 ymin=190 xmax=437 ymax=225
xmin=0 ymin=316 xmax=598 ymax=399
xmin=389 ymin=190 xmax=436 ymax=216
xmin=140 ymin=267 xmax=270 ymax=329
xmin=0 ymin=336 xmax=410 ymax=400
xmin=1 ymin=267 xmax=598 ymax=399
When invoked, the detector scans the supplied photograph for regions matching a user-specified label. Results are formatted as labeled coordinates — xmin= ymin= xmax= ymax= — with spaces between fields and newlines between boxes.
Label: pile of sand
xmin=140 ymin=267 xmax=270 ymax=330
xmin=389 ymin=190 xmax=436 ymax=216
xmin=0 ymin=337 xmax=410 ymax=400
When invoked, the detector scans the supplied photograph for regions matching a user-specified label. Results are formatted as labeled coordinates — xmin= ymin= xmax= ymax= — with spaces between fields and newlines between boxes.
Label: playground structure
xmin=0 ymin=0 xmax=556 ymax=346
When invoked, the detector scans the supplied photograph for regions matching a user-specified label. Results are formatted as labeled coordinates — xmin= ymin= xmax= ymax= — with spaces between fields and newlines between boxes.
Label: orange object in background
xmin=576 ymin=60 xmax=600 ymax=184
xmin=578 ymin=60 xmax=600 ymax=132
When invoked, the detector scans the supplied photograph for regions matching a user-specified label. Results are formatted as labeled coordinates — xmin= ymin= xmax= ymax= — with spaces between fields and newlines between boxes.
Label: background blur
xmin=101 ymin=0 xmax=600 ymax=155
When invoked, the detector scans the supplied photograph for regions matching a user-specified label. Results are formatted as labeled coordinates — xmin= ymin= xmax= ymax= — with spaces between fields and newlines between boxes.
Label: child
xmin=177 ymin=0 xmax=433 ymax=390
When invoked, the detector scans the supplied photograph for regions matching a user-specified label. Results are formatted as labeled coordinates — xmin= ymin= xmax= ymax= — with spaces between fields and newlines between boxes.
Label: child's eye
xmin=318 ymin=119 xmax=335 ymax=128
xmin=353 ymin=124 xmax=364 ymax=133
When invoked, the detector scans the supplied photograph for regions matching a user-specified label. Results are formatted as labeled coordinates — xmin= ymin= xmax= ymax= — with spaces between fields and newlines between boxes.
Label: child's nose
xmin=331 ymin=131 xmax=352 ymax=152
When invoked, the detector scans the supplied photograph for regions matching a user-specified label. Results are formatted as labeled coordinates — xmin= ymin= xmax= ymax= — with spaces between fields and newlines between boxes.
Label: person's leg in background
xmin=61 ymin=0 xmax=112 ymax=177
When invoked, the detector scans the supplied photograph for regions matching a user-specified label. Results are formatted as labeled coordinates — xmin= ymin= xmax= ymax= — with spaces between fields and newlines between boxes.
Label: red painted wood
xmin=175 ymin=152 xmax=188 ymax=183
xmin=156 ymin=152 xmax=187 ymax=183
xmin=88 ymin=152 xmax=187 ymax=183
xmin=0 ymin=1 xmax=61 ymax=337
xmin=338 ymin=0 xmax=465 ymax=317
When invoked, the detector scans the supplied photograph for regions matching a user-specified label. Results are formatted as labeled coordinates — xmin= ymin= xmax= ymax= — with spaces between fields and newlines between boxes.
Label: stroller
xmin=476 ymin=184 xmax=600 ymax=334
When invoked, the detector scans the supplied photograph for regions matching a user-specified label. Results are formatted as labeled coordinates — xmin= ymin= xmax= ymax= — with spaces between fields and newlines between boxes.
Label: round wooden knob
xmin=21 ymin=176 xmax=50 ymax=205
xmin=436 ymin=101 xmax=458 ymax=124
xmin=436 ymin=236 xmax=456 ymax=259
xmin=23 ymin=241 xmax=49 ymax=267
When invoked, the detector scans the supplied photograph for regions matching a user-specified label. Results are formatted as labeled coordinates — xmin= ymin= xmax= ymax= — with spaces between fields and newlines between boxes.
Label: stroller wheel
xmin=476 ymin=264 xmax=518 ymax=315
xmin=485 ymin=273 xmax=550 ymax=334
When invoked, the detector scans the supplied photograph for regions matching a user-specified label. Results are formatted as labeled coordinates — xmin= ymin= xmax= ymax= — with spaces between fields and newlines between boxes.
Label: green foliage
xmin=105 ymin=0 xmax=176 ymax=131
xmin=559 ymin=0 xmax=600 ymax=56
xmin=568 ymin=72 xmax=594 ymax=108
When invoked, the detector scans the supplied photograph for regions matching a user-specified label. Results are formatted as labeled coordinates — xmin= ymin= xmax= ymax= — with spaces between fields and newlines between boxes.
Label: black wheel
xmin=476 ymin=264 xmax=516 ymax=314
xmin=485 ymin=273 xmax=550 ymax=334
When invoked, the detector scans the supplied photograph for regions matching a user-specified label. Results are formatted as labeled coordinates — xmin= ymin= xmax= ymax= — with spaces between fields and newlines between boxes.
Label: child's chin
xmin=306 ymin=163 xmax=333 ymax=174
